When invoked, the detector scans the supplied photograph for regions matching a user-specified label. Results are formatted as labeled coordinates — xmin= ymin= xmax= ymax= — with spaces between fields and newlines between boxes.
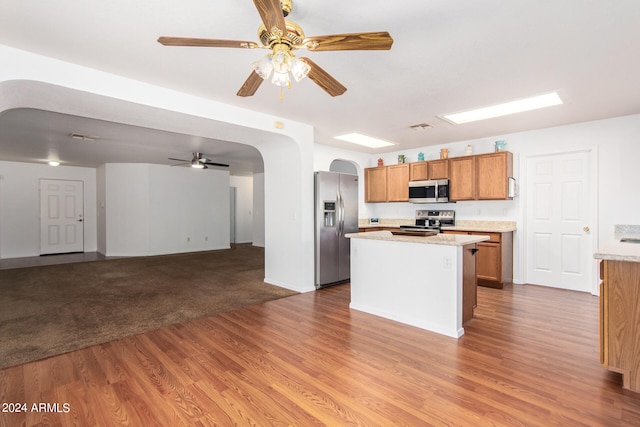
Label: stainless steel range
xmin=400 ymin=210 xmax=455 ymax=232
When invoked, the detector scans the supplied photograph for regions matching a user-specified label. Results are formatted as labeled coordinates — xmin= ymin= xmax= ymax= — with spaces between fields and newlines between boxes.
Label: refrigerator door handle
xmin=337 ymin=190 xmax=344 ymax=237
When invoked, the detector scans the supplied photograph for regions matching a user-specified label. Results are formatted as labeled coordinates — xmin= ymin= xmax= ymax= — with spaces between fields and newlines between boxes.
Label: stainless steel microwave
xmin=408 ymin=179 xmax=449 ymax=203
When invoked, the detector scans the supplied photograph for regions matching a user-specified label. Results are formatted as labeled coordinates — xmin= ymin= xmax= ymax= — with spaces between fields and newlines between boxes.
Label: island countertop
xmin=594 ymin=224 xmax=640 ymax=262
xmin=594 ymin=239 xmax=640 ymax=262
xmin=440 ymin=220 xmax=517 ymax=233
xmin=346 ymin=230 xmax=490 ymax=246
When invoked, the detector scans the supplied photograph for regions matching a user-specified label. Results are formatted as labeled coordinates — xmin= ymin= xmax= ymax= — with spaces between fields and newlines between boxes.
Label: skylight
xmin=440 ymin=92 xmax=563 ymax=125
xmin=334 ymin=133 xmax=395 ymax=148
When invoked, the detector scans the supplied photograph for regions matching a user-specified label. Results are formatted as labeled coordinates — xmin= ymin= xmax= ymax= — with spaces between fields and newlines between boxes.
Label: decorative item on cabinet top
xmin=440 ymin=148 xmax=449 ymax=159
xmin=377 ymin=158 xmax=384 ymax=166
xmin=495 ymin=140 xmax=507 ymax=152
xmin=418 ymin=152 xmax=425 ymax=161
xmin=398 ymin=154 xmax=406 ymax=164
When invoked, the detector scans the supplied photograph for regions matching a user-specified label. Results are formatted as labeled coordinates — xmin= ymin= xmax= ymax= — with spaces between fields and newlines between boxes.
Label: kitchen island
xmin=594 ymin=225 xmax=640 ymax=393
xmin=345 ymin=230 xmax=490 ymax=338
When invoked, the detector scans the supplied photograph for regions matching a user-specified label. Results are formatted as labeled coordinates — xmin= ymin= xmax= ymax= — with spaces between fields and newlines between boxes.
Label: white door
xmin=525 ymin=151 xmax=593 ymax=292
xmin=40 ymin=179 xmax=84 ymax=254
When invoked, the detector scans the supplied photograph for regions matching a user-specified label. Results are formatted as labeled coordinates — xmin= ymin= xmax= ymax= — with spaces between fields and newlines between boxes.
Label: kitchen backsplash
xmin=615 ymin=224 xmax=640 ymax=239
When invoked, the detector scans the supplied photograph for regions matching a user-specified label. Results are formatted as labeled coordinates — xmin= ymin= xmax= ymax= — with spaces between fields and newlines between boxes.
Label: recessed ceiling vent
xmin=69 ymin=133 xmax=99 ymax=141
xmin=409 ymin=123 xmax=434 ymax=131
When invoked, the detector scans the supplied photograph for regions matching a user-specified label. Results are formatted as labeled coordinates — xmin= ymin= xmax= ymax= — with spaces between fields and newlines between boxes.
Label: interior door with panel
xmin=40 ymin=179 xmax=84 ymax=254
xmin=525 ymin=151 xmax=593 ymax=292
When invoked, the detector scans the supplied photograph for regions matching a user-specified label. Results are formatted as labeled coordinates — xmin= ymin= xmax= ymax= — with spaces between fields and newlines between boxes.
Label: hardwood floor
xmin=1 ymin=283 xmax=639 ymax=426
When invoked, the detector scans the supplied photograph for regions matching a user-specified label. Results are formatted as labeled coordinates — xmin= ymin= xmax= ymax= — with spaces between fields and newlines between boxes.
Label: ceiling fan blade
xmin=252 ymin=0 xmax=287 ymax=36
xmin=299 ymin=58 xmax=347 ymax=97
xmin=168 ymin=157 xmax=189 ymax=162
xmin=158 ymin=36 xmax=259 ymax=49
xmin=237 ymin=70 xmax=264 ymax=97
xmin=303 ymin=31 xmax=394 ymax=51
xmin=203 ymin=161 xmax=230 ymax=168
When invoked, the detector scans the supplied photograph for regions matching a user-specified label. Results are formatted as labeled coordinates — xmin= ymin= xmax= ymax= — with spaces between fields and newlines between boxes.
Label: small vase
xmin=465 ymin=145 xmax=473 ymax=155
xmin=495 ymin=140 xmax=506 ymax=152
xmin=440 ymin=148 xmax=449 ymax=159
xmin=377 ymin=158 xmax=384 ymax=166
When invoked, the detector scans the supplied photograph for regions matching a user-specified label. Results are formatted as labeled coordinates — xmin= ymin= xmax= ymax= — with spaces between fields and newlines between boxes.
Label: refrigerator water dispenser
xmin=323 ymin=202 xmax=336 ymax=227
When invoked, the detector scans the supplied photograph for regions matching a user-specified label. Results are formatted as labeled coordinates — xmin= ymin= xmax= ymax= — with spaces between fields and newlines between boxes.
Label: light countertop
xmin=358 ymin=219 xmax=517 ymax=232
xmin=594 ymin=224 xmax=640 ymax=262
xmin=441 ymin=220 xmax=517 ymax=233
xmin=346 ymin=230 xmax=490 ymax=246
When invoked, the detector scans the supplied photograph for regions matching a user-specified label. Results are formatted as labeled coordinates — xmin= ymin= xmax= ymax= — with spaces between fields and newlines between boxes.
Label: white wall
xmin=230 ymin=175 xmax=254 ymax=244
xmin=252 ymin=173 xmax=265 ymax=247
xmin=102 ymin=163 xmax=230 ymax=256
xmin=0 ymin=161 xmax=97 ymax=258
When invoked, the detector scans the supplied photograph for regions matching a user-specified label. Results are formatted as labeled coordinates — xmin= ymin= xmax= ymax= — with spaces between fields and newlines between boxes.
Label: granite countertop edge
xmin=594 ymin=240 xmax=640 ymax=262
xmin=346 ymin=231 xmax=490 ymax=246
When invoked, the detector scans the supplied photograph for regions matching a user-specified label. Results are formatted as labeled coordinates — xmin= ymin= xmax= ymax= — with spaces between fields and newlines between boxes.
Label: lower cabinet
xmin=599 ymin=259 xmax=640 ymax=392
xmin=443 ymin=230 xmax=513 ymax=288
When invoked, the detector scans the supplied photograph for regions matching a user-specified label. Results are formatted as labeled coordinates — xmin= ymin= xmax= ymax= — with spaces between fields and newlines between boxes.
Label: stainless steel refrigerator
xmin=314 ymin=171 xmax=359 ymax=289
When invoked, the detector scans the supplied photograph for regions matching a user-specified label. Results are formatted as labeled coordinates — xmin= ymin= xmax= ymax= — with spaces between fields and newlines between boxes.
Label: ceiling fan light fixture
xmin=252 ymin=55 xmax=273 ymax=79
xmin=191 ymin=162 xmax=205 ymax=169
xmin=271 ymin=44 xmax=292 ymax=74
xmin=271 ymin=71 xmax=290 ymax=87
xmin=290 ymin=58 xmax=310 ymax=82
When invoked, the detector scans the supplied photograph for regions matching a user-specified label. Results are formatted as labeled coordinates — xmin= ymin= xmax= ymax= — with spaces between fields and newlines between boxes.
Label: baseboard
xmin=264 ymin=277 xmax=314 ymax=293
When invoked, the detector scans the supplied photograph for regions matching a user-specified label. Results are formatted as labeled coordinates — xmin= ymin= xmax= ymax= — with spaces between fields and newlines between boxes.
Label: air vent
xmin=409 ymin=123 xmax=434 ymax=131
xmin=69 ymin=133 xmax=99 ymax=141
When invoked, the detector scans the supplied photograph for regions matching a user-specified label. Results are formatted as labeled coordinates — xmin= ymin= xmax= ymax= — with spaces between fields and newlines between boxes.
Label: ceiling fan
xmin=157 ymin=0 xmax=393 ymax=97
xmin=169 ymin=152 xmax=230 ymax=169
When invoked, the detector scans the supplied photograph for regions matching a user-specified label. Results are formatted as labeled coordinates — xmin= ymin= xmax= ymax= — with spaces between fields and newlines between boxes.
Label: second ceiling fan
xmin=157 ymin=0 xmax=393 ymax=97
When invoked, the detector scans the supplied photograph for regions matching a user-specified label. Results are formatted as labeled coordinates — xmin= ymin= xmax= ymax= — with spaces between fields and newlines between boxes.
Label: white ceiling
xmin=1 ymin=0 xmax=640 ymax=174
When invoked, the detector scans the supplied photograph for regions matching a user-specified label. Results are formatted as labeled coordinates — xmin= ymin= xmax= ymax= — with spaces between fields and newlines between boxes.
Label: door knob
xmin=583 ymin=226 xmax=590 ymax=232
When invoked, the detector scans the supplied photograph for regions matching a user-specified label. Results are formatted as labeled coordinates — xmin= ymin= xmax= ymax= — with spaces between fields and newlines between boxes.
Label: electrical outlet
xmin=443 ymin=256 xmax=452 ymax=270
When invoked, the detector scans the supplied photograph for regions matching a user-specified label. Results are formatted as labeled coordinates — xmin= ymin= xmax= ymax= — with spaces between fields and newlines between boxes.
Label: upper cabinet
xmin=365 ymin=164 xmax=409 ymax=202
xmin=449 ymin=156 xmax=477 ymax=201
xmin=365 ymin=151 xmax=514 ymax=203
xmin=387 ymin=164 xmax=410 ymax=202
xmin=365 ymin=166 xmax=387 ymax=202
xmin=476 ymin=152 xmax=513 ymax=200
xmin=428 ymin=159 xmax=449 ymax=180
xmin=449 ymin=151 xmax=513 ymax=202
xmin=409 ymin=159 xmax=449 ymax=181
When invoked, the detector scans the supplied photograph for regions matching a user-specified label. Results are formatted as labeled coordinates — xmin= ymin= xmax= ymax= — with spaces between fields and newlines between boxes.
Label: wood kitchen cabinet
xmin=409 ymin=159 xmax=449 ymax=181
xmin=442 ymin=230 xmax=513 ymax=288
xmin=449 ymin=156 xmax=476 ymax=201
xmin=476 ymin=152 xmax=513 ymax=199
xmin=365 ymin=166 xmax=387 ymax=202
xmin=409 ymin=162 xmax=429 ymax=181
xmin=428 ymin=159 xmax=449 ymax=179
xmin=449 ymin=151 xmax=513 ymax=201
xmin=599 ymin=260 xmax=640 ymax=392
xmin=386 ymin=164 xmax=410 ymax=202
